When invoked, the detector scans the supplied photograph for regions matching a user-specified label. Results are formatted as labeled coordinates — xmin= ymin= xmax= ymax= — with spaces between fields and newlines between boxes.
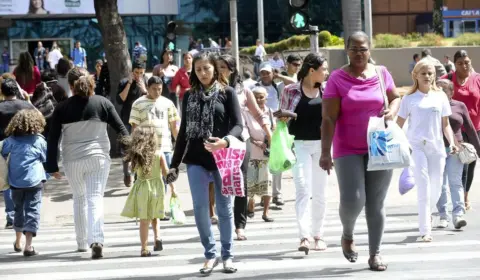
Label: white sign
xmin=0 ymin=0 xmax=178 ymax=16
xmin=461 ymin=10 xmax=480 ymax=16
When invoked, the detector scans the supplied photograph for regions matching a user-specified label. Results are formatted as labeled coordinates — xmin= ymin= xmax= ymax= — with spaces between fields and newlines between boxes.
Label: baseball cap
xmin=259 ymin=63 xmax=273 ymax=73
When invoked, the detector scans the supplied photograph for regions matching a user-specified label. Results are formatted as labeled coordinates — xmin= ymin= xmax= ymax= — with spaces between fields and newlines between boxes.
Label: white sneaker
xmin=437 ymin=218 xmax=448 ymax=229
xmin=454 ymin=217 xmax=467 ymax=230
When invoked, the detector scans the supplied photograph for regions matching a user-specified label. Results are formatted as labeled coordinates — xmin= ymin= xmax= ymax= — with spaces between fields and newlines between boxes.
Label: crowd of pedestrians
xmin=1 ymin=30 xmax=480 ymax=276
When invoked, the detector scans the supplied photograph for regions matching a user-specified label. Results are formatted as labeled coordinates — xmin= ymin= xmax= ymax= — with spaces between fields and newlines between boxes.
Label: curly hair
xmin=5 ymin=109 xmax=46 ymax=137
xmin=123 ymin=125 xmax=158 ymax=177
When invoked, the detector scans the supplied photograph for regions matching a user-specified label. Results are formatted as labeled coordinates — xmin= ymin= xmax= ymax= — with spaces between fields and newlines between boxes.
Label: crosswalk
xmin=0 ymin=206 xmax=479 ymax=280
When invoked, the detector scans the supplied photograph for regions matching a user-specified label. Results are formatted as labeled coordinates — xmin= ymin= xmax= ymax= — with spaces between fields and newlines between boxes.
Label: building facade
xmin=2 ymin=0 xmax=343 ymax=71
xmin=372 ymin=0 xmax=480 ymax=36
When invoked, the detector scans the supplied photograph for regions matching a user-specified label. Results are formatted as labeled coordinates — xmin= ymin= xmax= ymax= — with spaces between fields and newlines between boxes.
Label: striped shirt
xmin=129 ymin=96 xmax=179 ymax=152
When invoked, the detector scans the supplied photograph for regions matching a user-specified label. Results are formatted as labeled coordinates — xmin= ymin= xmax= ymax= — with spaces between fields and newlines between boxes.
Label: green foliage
xmin=240 ymin=30 xmax=344 ymax=54
xmin=417 ymin=33 xmax=444 ymax=46
xmin=374 ymin=34 xmax=408 ymax=48
xmin=453 ymin=33 xmax=480 ymax=46
xmin=318 ymin=30 xmax=332 ymax=47
xmin=432 ymin=0 xmax=444 ymax=35
xmin=404 ymin=32 xmax=422 ymax=41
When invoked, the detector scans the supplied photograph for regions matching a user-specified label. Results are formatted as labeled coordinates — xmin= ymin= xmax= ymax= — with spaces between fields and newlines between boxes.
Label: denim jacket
xmin=1 ymin=134 xmax=47 ymax=188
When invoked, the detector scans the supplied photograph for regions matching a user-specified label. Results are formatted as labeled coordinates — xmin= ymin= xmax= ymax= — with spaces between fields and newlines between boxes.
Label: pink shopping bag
xmin=212 ymin=136 xmax=246 ymax=197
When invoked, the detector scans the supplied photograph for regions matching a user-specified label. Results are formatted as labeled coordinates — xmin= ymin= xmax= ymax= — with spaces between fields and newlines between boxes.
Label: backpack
xmin=0 ymin=141 xmax=10 ymax=191
xmin=31 ymin=82 xmax=56 ymax=119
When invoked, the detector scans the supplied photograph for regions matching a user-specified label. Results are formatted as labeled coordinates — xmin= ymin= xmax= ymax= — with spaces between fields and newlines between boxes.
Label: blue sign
xmin=443 ymin=9 xmax=480 ymax=18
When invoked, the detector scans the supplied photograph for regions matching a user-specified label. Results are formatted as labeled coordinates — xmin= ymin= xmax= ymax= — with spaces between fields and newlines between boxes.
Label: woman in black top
xmin=275 ymin=53 xmax=330 ymax=255
xmin=168 ymin=53 xmax=242 ymax=274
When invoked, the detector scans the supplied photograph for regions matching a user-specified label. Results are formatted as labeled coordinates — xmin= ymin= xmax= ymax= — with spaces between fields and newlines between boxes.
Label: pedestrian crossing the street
xmin=0 ymin=208 xmax=479 ymax=280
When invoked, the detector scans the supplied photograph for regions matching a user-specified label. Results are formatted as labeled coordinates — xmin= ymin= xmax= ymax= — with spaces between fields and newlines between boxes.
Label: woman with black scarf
xmin=167 ymin=53 xmax=243 ymax=275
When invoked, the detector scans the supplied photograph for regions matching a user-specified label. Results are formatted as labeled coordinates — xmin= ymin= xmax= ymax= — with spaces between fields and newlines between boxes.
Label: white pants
xmin=64 ymin=156 xmax=111 ymax=249
xmin=411 ymin=145 xmax=446 ymax=236
xmin=292 ymin=140 xmax=328 ymax=239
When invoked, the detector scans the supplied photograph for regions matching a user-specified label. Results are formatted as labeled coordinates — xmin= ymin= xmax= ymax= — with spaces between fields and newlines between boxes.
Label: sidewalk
xmin=1 ymin=158 xmax=478 ymax=226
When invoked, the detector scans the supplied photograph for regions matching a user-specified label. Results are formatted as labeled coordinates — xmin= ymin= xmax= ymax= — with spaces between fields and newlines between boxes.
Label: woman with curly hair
xmin=121 ymin=125 xmax=169 ymax=257
xmin=13 ymin=52 xmax=41 ymax=95
xmin=1 ymin=109 xmax=47 ymax=257
xmin=45 ymin=67 xmax=128 ymax=259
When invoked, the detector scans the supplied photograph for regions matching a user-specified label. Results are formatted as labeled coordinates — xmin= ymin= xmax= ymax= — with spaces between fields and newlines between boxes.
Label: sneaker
xmin=91 ymin=243 xmax=103 ymax=259
xmin=454 ymin=217 xmax=467 ymax=230
xmin=5 ymin=222 xmax=13 ymax=229
xmin=437 ymin=218 xmax=448 ymax=229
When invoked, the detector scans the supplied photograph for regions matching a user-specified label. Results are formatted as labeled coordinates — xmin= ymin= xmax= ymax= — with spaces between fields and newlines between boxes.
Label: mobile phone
xmin=206 ymin=138 xmax=216 ymax=143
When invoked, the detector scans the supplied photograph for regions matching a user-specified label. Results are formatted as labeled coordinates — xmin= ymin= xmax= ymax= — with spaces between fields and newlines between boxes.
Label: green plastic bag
xmin=268 ymin=121 xmax=296 ymax=174
xmin=170 ymin=196 xmax=186 ymax=225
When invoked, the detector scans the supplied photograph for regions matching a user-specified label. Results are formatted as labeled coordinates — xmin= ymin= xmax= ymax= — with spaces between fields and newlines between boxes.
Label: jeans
xmin=2 ymin=63 xmax=8 ymax=73
xmin=292 ymin=140 xmax=328 ymax=239
xmin=11 ymin=186 xmax=42 ymax=236
xmin=411 ymin=144 xmax=446 ymax=236
xmin=3 ymin=188 xmax=14 ymax=224
xmin=64 ymin=156 xmax=111 ymax=249
xmin=334 ymin=154 xmax=392 ymax=255
xmin=163 ymin=152 xmax=172 ymax=193
xmin=437 ymin=153 xmax=465 ymax=220
xmin=186 ymin=164 xmax=234 ymax=260
xmin=253 ymin=62 xmax=261 ymax=78
xmin=36 ymin=58 xmax=44 ymax=71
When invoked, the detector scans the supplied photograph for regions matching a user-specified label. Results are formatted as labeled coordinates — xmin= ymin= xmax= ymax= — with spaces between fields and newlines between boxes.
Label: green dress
xmin=121 ymin=153 xmax=166 ymax=220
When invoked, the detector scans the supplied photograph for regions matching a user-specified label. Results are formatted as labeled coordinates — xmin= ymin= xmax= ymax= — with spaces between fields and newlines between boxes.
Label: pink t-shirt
xmin=323 ymin=66 xmax=395 ymax=158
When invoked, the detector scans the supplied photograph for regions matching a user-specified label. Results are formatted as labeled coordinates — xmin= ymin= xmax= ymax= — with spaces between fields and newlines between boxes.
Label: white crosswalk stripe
xmin=0 ymin=209 xmax=478 ymax=280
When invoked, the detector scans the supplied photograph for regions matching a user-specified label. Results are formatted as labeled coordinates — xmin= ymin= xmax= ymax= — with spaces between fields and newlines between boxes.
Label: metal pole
xmin=257 ymin=0 xmax=265 ymax=44
xmin=175 ymin=49 xmax=182 ymax=67
xmin=230 ymin=0 xmax=240 ymax=71
xmin=309 ymin=25 xmax=319 ymax=53
xmin=364 ymin=0 xmax=373 ymax=40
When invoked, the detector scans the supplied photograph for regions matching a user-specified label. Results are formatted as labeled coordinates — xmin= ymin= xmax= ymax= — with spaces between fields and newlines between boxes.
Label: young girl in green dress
xmin=121 ymin=125 xmax=169 ymax=257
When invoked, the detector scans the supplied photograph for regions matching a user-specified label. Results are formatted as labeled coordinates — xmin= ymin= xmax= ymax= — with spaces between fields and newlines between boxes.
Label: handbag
xmin=0 ymin=140 xmax=10 ymax=191
xmin=458 ymin=142 xmax=478 ymax=164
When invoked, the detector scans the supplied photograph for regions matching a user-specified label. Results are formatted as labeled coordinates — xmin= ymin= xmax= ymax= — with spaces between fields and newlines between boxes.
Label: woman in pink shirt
xmin=320 ymin=31 xmax=400 ymax=271
xmin=13 ymin=52 xmax=41 ymax=95
xmin=440 ymin=50 xmax=480 ymax=209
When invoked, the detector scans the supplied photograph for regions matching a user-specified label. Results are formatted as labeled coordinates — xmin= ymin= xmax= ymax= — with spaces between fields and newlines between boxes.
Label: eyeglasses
xmin=348 ymin=48 xmax=369 ymax=53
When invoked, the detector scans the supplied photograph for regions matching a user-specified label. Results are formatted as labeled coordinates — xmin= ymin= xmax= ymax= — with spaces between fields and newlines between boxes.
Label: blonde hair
xmin=251 ymin=86 xmax=267 ymax=96
xmin=5 ymin=109 xmax=45 ymax=136
xmin=123 ymin=125 xmax=158 ymax=177
xmin=406 ymin=59 xmax=439 ymax=95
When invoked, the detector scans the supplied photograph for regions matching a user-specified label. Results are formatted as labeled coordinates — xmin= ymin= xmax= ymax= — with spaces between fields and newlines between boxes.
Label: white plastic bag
xmin=367 ymin=117 xmax=411 ymax=171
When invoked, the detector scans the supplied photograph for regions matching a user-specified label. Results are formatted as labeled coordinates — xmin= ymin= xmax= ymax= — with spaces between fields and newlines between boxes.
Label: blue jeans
xmin=11 ymin=187 xmax=42 ymax=236
xmin=2 ymin=63 xmax=8 ymax=73
xmin=3 ymin=188 xmax=14 ymax=224
xmin=36 ymin=59 xmax=44 ymax=71
xmin=186 ymin=164 xmax=234 ymax=260
xmin=437 ymin=154 xmax=465 ymax=220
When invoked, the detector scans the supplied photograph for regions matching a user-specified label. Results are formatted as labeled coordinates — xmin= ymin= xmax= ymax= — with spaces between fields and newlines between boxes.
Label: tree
xmin=341 ymin=0 xmax=362 ymax=47
xmin=94 ymin=0 xmax=131 ymax=156
xmin=433 ymin=0 xmax=444 ymax=35
xmin=94 ymin=0 xmax=131 ymax=102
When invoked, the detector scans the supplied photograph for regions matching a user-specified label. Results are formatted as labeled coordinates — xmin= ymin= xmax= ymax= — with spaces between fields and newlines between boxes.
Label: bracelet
xmin=223 ymin=136 xmax=230 ymax=148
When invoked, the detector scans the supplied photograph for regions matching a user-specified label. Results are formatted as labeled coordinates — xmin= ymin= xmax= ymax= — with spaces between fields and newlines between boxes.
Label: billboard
xmin=0 ymin=0 xmax=179 ymax=17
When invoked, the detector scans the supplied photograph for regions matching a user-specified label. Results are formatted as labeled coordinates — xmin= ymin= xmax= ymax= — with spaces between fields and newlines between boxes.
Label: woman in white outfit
xmin=274 ymin=53 xmax=329 ymax=254
xmin=46 ymin=67 xmax=128 ymax=258
xmin=396 ymin=60 xmax=458 ymax=242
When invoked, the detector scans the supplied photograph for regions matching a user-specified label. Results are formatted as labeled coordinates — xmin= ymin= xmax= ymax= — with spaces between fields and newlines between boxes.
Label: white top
xmin=48 ymin=49 xmax=63 ymax=69
xmin=398 ymin=90 xmax=452 ymax=155
xmin=269 ymin=58 xmax=285 ymax=69
xmin=255 ymin=45 xmax=266 ymax=58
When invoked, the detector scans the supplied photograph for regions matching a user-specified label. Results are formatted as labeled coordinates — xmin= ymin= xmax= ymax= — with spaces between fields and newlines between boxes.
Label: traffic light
xmin=164 ymin=21 xmax=177 ymax=51
xmin=288 ymin=0 xmax=310 ymax=33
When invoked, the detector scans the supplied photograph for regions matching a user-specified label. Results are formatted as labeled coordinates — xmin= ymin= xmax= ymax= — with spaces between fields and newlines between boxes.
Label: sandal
xmin=298 ymin=238 xmax=310 ymax=255
xmin=235 ymin=229 xmax=247 ymax=241
xmin=368 ymin=255 xmax=388 ymax=271
xmin=153 ymin=239 xmax=163 ymax=251
xmin=341 ymin=237 xmax=358 ymax=263
xmin=262 ymin=215 xmax=274 ymax=222
xmin=313 ymin=238 xmax=327 ymax=251
xmin=211 ymin=216 xmax=218 ymax=224
xmin=200 ymin=258 xmax=219 ymax=275
xmin=140 ymin=249 xmax=152 ymax=257
xmin=13 ymin=242 xmax=22 ymax=253
xmin=420 ymin=234 xmax=433 ymax=242
xmin=247 ymin=211 xmax=255 ymax=218
xmin=223 ymin=259 xmax=237 ymax=274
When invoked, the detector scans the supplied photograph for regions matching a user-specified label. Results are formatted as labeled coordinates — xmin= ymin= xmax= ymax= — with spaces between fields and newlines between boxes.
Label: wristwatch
xmin=223 ymin=136 xmax=230 ymax=148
